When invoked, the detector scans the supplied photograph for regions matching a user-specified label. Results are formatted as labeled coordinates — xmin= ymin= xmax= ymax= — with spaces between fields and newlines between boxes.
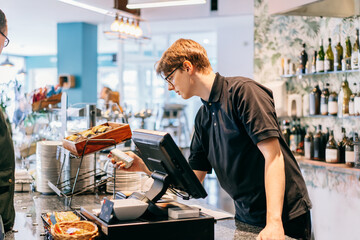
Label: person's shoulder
xmin=222 ymin=75 xmax=257 ymax=92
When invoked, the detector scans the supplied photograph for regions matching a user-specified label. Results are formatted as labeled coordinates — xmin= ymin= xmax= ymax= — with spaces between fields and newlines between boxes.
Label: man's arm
xmin=194 ymin=170 xmax=207 ymax=183
xmin=257 ymin=137 xmax=285 ymax=240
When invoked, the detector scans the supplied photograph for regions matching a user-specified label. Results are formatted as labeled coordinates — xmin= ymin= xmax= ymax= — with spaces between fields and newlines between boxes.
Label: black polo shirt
xmin=189 ymin=73 xmax=312 ymax=226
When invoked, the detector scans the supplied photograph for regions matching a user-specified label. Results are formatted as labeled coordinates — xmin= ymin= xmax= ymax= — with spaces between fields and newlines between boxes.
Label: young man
xmin=0 ymin=8 xmax=15 ymax=232
xmin=115 ymin=39 xmax=312 ymax=240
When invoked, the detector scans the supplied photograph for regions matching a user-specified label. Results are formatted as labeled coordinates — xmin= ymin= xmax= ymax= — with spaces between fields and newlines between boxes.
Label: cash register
xmin=81 ymin=129 xmax=214 ymax=239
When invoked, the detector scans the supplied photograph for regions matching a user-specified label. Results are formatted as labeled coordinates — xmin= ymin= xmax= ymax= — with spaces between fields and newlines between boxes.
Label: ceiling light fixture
xmin=0 ymin=56 xmax=14 ymax=67
xmin=17 ymin=68 xmax=26 ymax=75
xmin=105 ymin=14 xmax=150 ymax=41
xmin=127 ymin=0 xmax=206 ymax=9
xmin=58 ymin=0 xmax=111 ymax=15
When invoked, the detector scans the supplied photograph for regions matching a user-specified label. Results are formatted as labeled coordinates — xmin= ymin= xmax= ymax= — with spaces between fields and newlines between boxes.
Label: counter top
xmin=5 ymin=192 xmax=295 ymax=240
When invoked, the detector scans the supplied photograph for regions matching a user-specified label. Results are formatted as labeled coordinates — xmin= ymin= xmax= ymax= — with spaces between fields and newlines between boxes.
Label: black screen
xmin=132 ymin=129 xmax=207 ymax=199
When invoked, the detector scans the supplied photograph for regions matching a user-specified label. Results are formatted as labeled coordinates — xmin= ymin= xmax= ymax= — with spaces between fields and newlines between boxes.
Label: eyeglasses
xmin=163 ymin=64 xmax=182 ymax=87
xmin=0 ymin=31 xmax=9 ymax=48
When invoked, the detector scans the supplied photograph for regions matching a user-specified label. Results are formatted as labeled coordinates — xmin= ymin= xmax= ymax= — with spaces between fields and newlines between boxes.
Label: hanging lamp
xmin=0 ymin=56 xmax=14 ymax=67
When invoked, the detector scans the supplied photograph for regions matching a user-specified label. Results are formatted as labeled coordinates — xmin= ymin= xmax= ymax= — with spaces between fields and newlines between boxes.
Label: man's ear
xmin=183 ymin=60 xmax=193 ymax=73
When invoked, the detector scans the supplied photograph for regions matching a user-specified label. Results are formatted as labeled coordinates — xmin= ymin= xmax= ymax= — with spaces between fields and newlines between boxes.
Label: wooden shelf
xmin=280 ymin=69 xmax=360 ymax=78
xmin=296 ymin=156 xmax=360 ymax=175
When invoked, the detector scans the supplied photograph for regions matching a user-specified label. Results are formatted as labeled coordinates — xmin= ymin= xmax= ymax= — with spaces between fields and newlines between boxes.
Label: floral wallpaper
xmin=254 ymin=0 xmax=360 ymax=138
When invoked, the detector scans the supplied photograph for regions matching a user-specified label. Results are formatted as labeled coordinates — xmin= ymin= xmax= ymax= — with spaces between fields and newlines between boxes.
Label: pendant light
xmin=0 ymin=56 xmax=14 ymax=67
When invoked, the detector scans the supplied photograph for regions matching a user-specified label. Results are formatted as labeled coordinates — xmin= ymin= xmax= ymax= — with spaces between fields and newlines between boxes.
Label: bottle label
xmin=328 ymin=101 xmax=338 ymax=115
xmin=321 ymin=103 xmax=328 ymax=115
xmin=351 ymin=51 xmax=359 ymax=69
xmin=316 ymin=60 xmax=324 ymax=72
xmin=309 ymin=95 xmax=315 ymax=115
xmin=304 ymin=142 xmax=312 ymax=159
xmin=345 ymin=151 xmax=355 ymax=163
xmin=325 ymin=59 xmax=331 ymax=71
xmin=355 ymin=97 xmax=360 ymax=115
xmin=349 ymin=101 xmax=354 ymax=115
xmin=326 ymin=149 xmax=338 ymax=163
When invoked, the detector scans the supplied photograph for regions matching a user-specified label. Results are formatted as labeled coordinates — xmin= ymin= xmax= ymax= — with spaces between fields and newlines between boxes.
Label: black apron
xmin=0 ymin=108 xmax=15 ymax=232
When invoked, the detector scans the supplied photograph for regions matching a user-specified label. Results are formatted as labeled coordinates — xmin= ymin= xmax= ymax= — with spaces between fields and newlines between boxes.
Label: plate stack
xmin=36 ymin=141 xmax=62 ymax=194
xmin=67 ymin=154 xmax=95 ymax=193
xmin=106 ymin=163 xmax=142 ymax=194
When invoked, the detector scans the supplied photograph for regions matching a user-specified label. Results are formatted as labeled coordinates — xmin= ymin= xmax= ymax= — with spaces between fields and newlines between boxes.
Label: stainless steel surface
xmin=269 ymin=0 xmax=360 ymax=18
xmin=86 ymin=104 xmax=97 ymax=129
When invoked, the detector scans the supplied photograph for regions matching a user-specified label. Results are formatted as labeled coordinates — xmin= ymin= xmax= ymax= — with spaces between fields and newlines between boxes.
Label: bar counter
xmin=5 ymin=192 xmax=295 ymax=240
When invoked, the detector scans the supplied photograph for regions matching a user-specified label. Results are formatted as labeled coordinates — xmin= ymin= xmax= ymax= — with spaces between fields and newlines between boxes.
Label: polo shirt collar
xmin=201 ymin=72 xmax=223 ymax=104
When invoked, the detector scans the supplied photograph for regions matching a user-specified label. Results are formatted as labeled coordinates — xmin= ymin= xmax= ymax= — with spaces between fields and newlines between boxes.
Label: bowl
xmin=112 ymin=199 xmax=149 ymax=221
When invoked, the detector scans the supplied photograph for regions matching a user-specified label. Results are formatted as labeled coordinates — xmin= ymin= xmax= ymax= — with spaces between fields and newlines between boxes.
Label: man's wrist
xmin=267 ymin=217 xmax=283 ymax=226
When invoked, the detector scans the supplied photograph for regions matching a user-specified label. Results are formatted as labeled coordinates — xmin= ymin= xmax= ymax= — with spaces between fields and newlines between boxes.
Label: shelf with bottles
xmin=281 ymin=27 xmax=360 ymax=83
xmin=280 ymin=69 xmax=360 ymax=79
xmin=278 ymin=114 xmax=360 ymax=120
xmin=281 ymin=117 xmax=360 ymax=169
xmin=296 ymin=156 xmax=360 ymax=174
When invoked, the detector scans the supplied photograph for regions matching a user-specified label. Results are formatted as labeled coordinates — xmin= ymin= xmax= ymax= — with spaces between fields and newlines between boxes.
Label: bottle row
xmin=281 ymin=119 xmax=359 ymax=168
xmin=288 ymin=74 xmax=360 ymax=117
xmin=282 ymin=28 xmax=360 ymax=76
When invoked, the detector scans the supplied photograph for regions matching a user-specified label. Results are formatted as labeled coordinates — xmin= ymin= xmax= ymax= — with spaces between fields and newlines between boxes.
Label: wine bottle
xmin=320 ymin=83 xmax=330 ymax=115
xmin=325 ymin=38 xmax=334 ymax=72
xmin=313 ymin=125 xmax=324 ymax=161
xmin=309 ymin=85 xmax=321 ymax=115
xmin=345 ymin=36 xmax=352 ymax=70
xmin=289 ymin=120 xmax=300 ymax=154
xmin=328 ymin=86 xmax=338 ymax=116
xmin=351 ymin=28 xmax=359 ymax=70
xmin=345 ymin=132 xmax=355 ymax=167
xmin=354 ymin=82 xmax=360 ymax=116
xmin=282 ymin=120 xmax=291 ymax=146
xmin=341 ymin=75 xmax=352 ymax=116
xmin=334 ymin=34 xmax=343 ymax=71
xmin=296 ymin=119 xmax=304 ymax=155
xmin=304 ymin=127 xmax=314 ymax=159
xmin=311 ymin=51 xmax=317 ymax=73
xmin=337 ymin=128 xmax=347 ymax=163
xmin=316 ymin=39 xmax=325 ymax=73
xmin=299 ymin=43 xmax=308 ymax=74
xmin=325 ymin=130 xmax=339 ymax=163
xmin=349 ymin=83 xmax=357 ymax=116
xmin=354 ymin=133 xmax=360 ymax=168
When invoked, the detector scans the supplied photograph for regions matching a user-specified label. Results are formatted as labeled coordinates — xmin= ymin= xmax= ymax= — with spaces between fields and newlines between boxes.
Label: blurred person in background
xmin=0 ymin=8 xmax=15 ymax=232
xmin=99 ymin=86 xmax=123 ymax=113
xmin=13 ymin=97 xmax=27 ymax=127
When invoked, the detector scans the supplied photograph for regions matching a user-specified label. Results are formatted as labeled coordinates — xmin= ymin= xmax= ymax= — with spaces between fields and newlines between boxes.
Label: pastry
xmin=80 ymin=130 xmax=95 ymax=138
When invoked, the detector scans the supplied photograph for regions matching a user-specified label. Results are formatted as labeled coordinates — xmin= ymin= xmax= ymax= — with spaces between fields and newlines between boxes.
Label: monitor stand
xmin=116 ymin=171 xmax=170 ymax=216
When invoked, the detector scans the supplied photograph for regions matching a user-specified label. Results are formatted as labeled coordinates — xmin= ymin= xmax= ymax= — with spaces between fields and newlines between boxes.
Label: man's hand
xmin=110 ymin=151 xmax=151 ymax=175
xmin=257 ymin=221 xmax=285 ymax=240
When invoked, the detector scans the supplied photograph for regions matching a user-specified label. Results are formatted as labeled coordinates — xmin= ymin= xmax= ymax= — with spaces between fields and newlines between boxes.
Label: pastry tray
xmin=62 ymin=122 xmax=132 ymax=156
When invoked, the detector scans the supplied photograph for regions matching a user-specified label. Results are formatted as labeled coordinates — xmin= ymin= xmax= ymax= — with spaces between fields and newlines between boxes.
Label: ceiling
xmin=0 ymin=0 xmax=253 ymax=56
xmin=1 ymin=0 xmax=116 ymax=56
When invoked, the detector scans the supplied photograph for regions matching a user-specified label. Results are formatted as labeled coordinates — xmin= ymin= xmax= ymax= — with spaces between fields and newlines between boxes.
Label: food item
xmin=80 ymin=130 xmax=96 ymax=138
xmin=65 ymin=124 xmax=116 ymax=142
xmin=44 ymin=211 xmax=80 ymax=226
xmin=66 ymin=134 xmax=80 ymax=141
xmin=92 ymin=125 xmax=109 ymax=133
xmin=55 ymin=211 xmax=80 ymax=222
xmin=51 ymin=221 xmax=98 ymax=240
